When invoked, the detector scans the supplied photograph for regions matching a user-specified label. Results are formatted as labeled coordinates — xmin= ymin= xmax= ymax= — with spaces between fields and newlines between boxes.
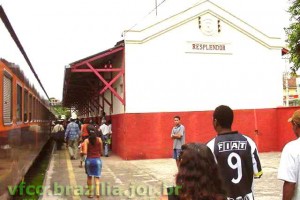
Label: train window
xmin=29 ymin=94 xmax=32 ymax=122
xmin=24 ymin=90 xmax=28 ymax=122
xmin=32 ymin=97 xmax=36 ymax=121
xmin=3 ymin=72 xmax=12 ymax=125
xmin=16 ymin=84 xmax=22 ymax=122
xmin=36 ymin=100 xmax=39 ymax=121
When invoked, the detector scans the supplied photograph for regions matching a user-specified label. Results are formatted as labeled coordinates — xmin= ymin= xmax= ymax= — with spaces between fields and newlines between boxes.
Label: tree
xmin=52 ymin=105 xmax=71 ymax=119
xmin=286 ymin=0 xmax=300 ymax=75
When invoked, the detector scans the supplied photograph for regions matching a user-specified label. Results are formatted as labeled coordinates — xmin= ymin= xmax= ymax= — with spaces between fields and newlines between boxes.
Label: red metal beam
xmin=77 ymin=94 xmax=105 ymax=111
xmin=85 ymin=81 xmax=105 ymax=110
xmin=102 ymin=96 xmax=112 ymax=107
xmin=99 ymin=71 xmax=124 ymax=94
xmin=71 ymin=46 xmax=124 ymax=70
xmin=71 ymin=68 xmax=122 ymax=73
xmin=66 ymin=83 xmax=92 ymax=88
xmin=86 ymin=63 xmax=125 ymax=104
xmin=66 ymin=46 xmax=125 ymax=109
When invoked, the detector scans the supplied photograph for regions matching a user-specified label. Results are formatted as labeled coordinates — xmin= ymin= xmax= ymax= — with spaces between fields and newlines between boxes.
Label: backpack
xmin=53 ymin=125 xmax=65 ymax=143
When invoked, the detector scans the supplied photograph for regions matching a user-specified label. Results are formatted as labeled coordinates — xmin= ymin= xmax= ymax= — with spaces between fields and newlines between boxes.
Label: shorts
xmin=173 ymin=149 xmax=182 ymax=160
xmin=85 ymin=158 xmax=102 ymax=177
xmin=80 ymin=154 xmax=87 ymax=162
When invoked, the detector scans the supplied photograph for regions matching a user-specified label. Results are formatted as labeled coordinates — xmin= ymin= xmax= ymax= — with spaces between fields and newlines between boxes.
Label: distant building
xmin=283 ymin=75 xmax=300 ymax=106
xmin=49 ymin=97 xmax=61 ymax=106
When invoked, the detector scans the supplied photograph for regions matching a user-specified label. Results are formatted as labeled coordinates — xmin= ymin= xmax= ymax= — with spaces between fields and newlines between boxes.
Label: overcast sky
xmin=0 ymin=0 xmax=291 ymax=101
xmin=0 ymin=0 xmax=156 ymax=100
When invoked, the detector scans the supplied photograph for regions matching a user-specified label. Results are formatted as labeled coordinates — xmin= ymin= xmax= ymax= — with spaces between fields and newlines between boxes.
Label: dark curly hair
xmin=176 ymin=143 xmax=227 ymax=200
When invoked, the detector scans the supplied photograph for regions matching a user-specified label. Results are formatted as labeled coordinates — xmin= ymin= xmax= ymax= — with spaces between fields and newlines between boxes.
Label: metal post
xmin=285 ymin=72 xmax=289 ymax=106
xmin=155 ymin=0 xmax=158 ymax=16
xmin=283 ymin=54 xmax=290 ymax=107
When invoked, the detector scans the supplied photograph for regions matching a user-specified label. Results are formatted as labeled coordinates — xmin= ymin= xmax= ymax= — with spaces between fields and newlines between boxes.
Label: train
xmin=0 ymin=59 xmax=54 ymax=199
xmin=0 ymin=5 xmax=55 ymax=199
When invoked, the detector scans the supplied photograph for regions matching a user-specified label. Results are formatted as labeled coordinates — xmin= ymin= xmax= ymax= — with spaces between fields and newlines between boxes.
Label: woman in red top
xmin=83 ymin=125 xmax=103 ymax=198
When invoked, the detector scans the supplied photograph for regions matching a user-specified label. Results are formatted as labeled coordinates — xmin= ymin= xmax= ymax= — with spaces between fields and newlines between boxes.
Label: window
xmin=3 ymin=72 xmax=12 ymax=124
xmin=36 ymin=99 xmax=41 ymax=122
xmin=29 ymin=94 xmax=32 ymax=121
xmin=32 ymin=97 xmax=36 ymax=121
xmin=16 ymin=84 xmax=22 ymax=122
xmin=24 ymin=90 xmax=28 ymax=122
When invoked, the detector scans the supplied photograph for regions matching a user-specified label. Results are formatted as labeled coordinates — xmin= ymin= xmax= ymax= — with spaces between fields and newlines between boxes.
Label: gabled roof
xmin=124 ymin=0 xmax=284 ymax=49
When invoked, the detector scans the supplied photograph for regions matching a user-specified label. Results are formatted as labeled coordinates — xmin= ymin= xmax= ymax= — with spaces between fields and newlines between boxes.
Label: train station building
xmin=62 ymin=0 xmax=296 ymax=159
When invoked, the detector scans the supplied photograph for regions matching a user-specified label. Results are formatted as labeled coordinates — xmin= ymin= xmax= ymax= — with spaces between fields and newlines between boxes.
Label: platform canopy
xmin=62 ymin=42 xmax=125 ymax=116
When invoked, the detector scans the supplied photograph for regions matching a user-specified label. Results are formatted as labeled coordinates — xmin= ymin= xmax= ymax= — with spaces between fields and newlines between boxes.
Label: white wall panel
xmin=124 ymin=2 xmax=285 ymax=113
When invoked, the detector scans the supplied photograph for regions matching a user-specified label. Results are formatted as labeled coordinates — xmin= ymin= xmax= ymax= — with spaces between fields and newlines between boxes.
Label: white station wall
xmin=124 ymin=14 xmax=284 ymax=113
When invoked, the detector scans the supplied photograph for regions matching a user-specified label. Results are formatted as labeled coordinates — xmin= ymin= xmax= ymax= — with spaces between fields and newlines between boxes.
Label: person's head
xmin=101 ymin=119 xmax=106 ymax=125
xmin=70 ymin=117 xmax=75 ymax=122
xmin=288 ymin=109 xmax=300 ymax=138
xmin=176 ymin=143 xmax=226 ymax=200
xmin=174 ymin=116 xmax=181 ymax=126
xmin=87 ymin=125 xmax=97 ymax=145
xmin=213 ymin=105 xmax=233 ymax=133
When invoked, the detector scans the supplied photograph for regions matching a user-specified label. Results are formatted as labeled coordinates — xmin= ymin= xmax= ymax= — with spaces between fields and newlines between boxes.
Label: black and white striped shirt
xmin=207 ymin=131 xmax=262 ymax=200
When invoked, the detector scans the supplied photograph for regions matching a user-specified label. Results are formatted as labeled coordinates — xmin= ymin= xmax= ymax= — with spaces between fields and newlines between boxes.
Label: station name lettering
xmin=192 ymin=43 xmax=226 ymax=51
xmin=218 ymin=141 xmax=247 ymax=152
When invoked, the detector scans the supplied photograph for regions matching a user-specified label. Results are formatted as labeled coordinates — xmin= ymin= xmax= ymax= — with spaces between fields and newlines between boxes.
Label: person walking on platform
xmin=65 ymin=117 xmax=80 ymax=160
xmin=80 ymin=119 xmax=91 ymax=141
xmin=51 ymin=121 xmax=64 ymax=150
xmin=78 ymin=119 xmax=90 ymax=167
xmin=207 ymin=105 xmax=263 ymax=200
xmin=107 ymin=119 xmax=112 ymax=150
xmin=278 ymin=109 xmax=300 ymax=200
xmin=99 ymin=119 xmax=110 ymax=157
xmin=83 ymin=125 xmax=103 ymax=198
xmin=171 ymin=116 xmax=185 ymax=169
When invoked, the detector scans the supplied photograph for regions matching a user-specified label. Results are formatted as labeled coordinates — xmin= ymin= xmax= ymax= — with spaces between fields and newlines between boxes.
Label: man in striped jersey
xmin=207 ymin=105 xmax=263 ymax=200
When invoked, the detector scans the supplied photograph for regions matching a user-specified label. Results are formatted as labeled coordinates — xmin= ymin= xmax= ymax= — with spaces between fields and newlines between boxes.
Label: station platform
xmin=41 ymin=145 xmax=176 ymax=200
xmin=41 ymin=144 xmax=283 ymax=200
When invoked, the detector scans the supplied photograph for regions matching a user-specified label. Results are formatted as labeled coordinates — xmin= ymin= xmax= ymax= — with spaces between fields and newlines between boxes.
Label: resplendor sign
xmin=186 ymin=41 xmax=232 ymax=54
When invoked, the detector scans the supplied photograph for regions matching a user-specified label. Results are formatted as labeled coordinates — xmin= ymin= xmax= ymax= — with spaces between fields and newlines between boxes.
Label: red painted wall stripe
xmin=111 ymin=107 xmax=300 ymax=160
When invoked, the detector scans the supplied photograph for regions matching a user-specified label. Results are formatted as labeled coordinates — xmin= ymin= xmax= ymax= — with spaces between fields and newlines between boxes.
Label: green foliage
xmin=51 ymin=105 xmax=70 ymax=119
xmin=290 ymin=99 xmax=300 ymax=106
xmin=286 ymin=0 xmax=300 ymax=74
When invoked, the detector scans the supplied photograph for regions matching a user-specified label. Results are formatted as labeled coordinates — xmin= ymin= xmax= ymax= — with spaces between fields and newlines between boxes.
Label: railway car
xmin=0 ymin=58 xmax=54 ymax=199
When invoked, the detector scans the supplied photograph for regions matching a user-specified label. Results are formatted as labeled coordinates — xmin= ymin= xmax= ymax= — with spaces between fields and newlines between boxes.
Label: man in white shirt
xmin=51 ymin=121 xmax=65 ymax=150
xmin=278 ymin=109 xmax=300 ymax=200
xmin=99 ymin=119 xmax=110 ymax=157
